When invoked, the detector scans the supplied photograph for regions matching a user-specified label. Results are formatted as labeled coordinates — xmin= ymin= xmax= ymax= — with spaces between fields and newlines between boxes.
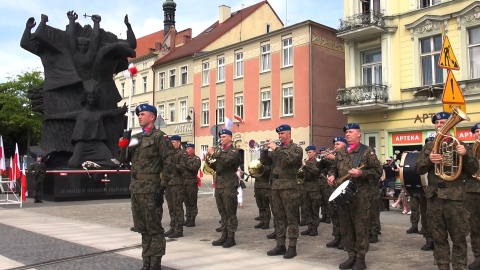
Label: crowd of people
xmin=118 ymin=104 xmax=480 ymax=270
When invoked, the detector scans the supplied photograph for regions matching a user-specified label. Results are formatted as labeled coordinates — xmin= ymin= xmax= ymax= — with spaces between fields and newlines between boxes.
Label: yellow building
xmin=337 ymin=0 xmax=480 ymax=161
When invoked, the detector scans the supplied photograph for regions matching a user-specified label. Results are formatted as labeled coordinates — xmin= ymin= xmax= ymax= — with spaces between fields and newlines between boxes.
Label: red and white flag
xmin=0 ymin=135 xmax=6 ymax=176
xmin=8 ymin=159 xmax=15 ymax=191
xmin=233 ymin=114 xmax=244 ymax=123
xmin=21 ymin=165 xmax=28 ymax=201
xmin=12 ymin=143 xmax=21 ymax=181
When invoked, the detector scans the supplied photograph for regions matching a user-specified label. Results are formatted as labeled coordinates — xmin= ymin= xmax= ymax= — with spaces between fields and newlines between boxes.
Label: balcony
xmin=336 ymin=84 xmax=389 ymax=112
xmin=337 ymin=11 xmax=385 ymax=40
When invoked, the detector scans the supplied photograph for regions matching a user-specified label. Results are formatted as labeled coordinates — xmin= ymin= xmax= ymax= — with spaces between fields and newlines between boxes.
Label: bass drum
xmin=399 ymin=152 xmax=426 ymax=194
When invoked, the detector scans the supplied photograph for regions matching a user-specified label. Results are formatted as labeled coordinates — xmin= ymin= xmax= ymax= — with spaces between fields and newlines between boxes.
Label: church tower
xmin=163 ymin=0 xmax=176 ymax=36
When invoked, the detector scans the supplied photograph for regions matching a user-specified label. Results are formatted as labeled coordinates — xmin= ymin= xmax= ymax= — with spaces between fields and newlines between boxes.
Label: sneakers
xmin=407 ymin=211 xmax=411 ymax=215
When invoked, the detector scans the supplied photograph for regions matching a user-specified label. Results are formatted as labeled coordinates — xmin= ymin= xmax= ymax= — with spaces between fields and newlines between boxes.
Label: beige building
xmin=337 ymin=0 xmax=480 ymax=161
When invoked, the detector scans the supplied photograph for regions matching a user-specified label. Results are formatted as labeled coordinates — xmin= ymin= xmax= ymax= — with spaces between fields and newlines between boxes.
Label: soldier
xmin=162 ymin=135 xmax=186 ymax=239
xmin=266 ymin=124 xmax=303 ymax=259
xmin=259 ymin=144 xmax=277 ymax=240
xmin=181 ymin=143 xmax=201 ymax=227
xmin=324 ymin=137 xmax=347 ymax=249
xmin=368 ymin=150 xmax=383 ymax=244
xmin=416 ymin=112 xmax=478 ymax=270
xmin=407 ymin=137 xmax=434 ymax=251
xmin=327 ymin=123 xmax=382 ymax=270
xmin=118 ymin=104 xmax=172 ymax=270
xmin=28 ymin=154 xmax=46 ymax=203
xmin=253 ymin=154 xmax=272 ymax=230
xmin=300 ymin=145 xmax=322 ymax=237
xmin=466 ymin=123 xmax=480 ymax=270
xmin=208 ymin=129 xmax=242 ymax=248
xmin=318 ymin=147 xmax=332 ymax=224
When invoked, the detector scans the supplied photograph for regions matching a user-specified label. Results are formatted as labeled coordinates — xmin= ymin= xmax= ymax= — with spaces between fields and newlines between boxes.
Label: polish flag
xmin=8 ymin=159 xmax=15 ymax=191
xmin=0 ymin=136 xmax=6 ymax=176
xmin=12 ymin=143 xmax=21 ymax=181
xmin=20 ymin=165 xmax=28 ymax=201
xmin=233 ymin=114 xmax=244 ymax=123
xmin=224 ymin=116 xmax=233 ymax=130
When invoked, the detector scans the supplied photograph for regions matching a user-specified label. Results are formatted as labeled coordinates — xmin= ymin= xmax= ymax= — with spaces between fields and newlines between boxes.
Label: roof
xmin=134 ymin=30 xmax=164 ymax=59
xmin=152 ymin=0 xmax=273 ymax=67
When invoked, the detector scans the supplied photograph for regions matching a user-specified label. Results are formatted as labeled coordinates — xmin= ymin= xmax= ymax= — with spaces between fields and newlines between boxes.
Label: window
xmin=468 ymin=27 xmax=480 ymax=79
xmin=180 ymin=100 xmax=187 ymax=122
xmin=121 ymin=82 xmax=125 ymax=98
xmin=169 ymin=102 xmax=175 ymax=123
xmin=420 ymin=35 xmax=443 ymax=85
xmin=261 ymin=44 xmax=271 ymax=72
xmin=362 ymin=49 xmax=382 ymax=84
xmin=158 ymin=104 xmax=165 ymax=120
xmin=217 ymin=57 xmax=225 ymax=82
xmin=420 ymin=0 xmax=441 ymax=8
xmin=142 ymin=76 xmax=147 ymax=93
xmin=235 ymin=94 xmax=244 ymax=119
xmin=261 ymin=90 xmax=271 ymax=118
xmin=361 ymin=0 xmax=381 ymax=14
xmin=142 ymin=62 xmax=148 ymax=69
xmin=180 ymin=66 xmax=188 ymax=85
xmin=169 ymin=69 xmax=176 ymax=88
xmin=159 ymin=72 xmax=165 ymax=90
xmin=202 ymin=61 xmax=210 ymax=86
xmin=266 ymin=24 xmax=271 ymax=33
xmin=235 ymin=52 xmax=243 ymax=78
xmin=217 ymin=99 xmax=225 ymax=124
xmin=282 ymin=38 xmax=293 ymax=67
xmin=131 ymin=79 xmax=136 ymax=95
xmin=282 ymin=87 xmax=293 ymax=116
xmin=202 ymin=100 xmax=209 ymax=126
xmin=130 ymin=111 xmax=135 ymax=128
xmin=201 ymin=145 xmax=208 ymax=155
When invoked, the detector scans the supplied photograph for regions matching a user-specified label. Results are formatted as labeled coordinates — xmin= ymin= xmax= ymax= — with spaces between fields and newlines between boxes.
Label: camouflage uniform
xmin=368 ymin=172 xmax=382 ymax=240
xmin=301 ymin=158 xmax=322 ymax=232
xmin=465 ymin=145 xmax=480 ymax=267
xmin=328 ymin=144 xmax=382 ymax=259
xmin=408 ymin=189 xmax=430 ymax=241
xmin=209 ymin=145 xmax=242 ymax=238
xmin=254 ymin=162 xmax=272 ymax=226
xmin=318 ymin=166 xmax=332 ymax=221
xmin=119 ymin=127 xmax=172 ymax=269
xmin=179 ymin=152 xmax=201 ymax=226
xmin=319 ymin=158 xmax=339 ymax=237
xmin=416 ymin=141 xmax=478 ymax=269
xmin=268 ymin=141 xmax=303 ymax=247
xmin=28 ymin=160 xmax=46 ymax=199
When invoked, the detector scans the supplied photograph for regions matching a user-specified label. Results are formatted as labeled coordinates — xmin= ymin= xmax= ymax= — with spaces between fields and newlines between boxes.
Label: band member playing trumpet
xmin=266 ymin=124 xmax=303 ymax=259
xmin=327 ymin=123 xmax=382 ymax=270
xmin=467 ymin=123 xmax=480 ymax=270
xmin=208 ymin=129 xmax=242 ymax=248
xmin=416 ymin=112 xmax=478 ymax=270
xmin=299 ymin=145 xmax=322 ymax=237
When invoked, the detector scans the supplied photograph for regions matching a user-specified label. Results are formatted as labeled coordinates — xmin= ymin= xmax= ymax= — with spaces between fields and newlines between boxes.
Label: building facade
xmin=337 ymin=0 xmax=480 ymax=161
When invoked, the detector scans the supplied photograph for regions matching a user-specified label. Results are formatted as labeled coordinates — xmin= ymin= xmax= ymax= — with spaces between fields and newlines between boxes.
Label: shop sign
xmin=456 ymin=129 xmax=476 ymax=141
xmin=414 ymin=113 xmax=435 ymax=123
xmin=174 ymin=124 xmax=193 ymax=135
xmin=392 ymin=132 xmax=423 ymax=144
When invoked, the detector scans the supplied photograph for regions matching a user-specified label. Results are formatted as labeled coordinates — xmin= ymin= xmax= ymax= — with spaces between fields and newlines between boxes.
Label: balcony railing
xmin=337 ymin=11 xmax=385 ymax=39
xmin=336 ymin=84 xmax=389 ymax=110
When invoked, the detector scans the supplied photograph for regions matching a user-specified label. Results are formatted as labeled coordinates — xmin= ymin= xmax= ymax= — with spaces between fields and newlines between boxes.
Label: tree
xmin=0 ymin=71 xmax=44 ymax=158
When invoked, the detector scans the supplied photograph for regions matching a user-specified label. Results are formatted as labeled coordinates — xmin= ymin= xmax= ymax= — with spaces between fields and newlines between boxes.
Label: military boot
xmin=255 ymin=216 xmax=261 ymax=221
xmin=130 ymin=227 xmax=138 ymax=233
xmin=300 ymin=226 xmax=312 ymax=235
xmin=168 ymin=231 xmax=183 ymax=238
xmin=266 ymin=230 xmax=277 ymax=239
xmin=164 ymin=228 xmax=174 ymax=237
xmin=215 ymin=226 xmax=223 ymax=232
xmin=222 ymin=235 xmax=236 ymax=248
xmin=34 ymin=196 xmax=43 ymax=203
xmin=283 ymin=246 xmax=297 ymax=259
xmin=406 ymin=223 xmax=419 ymax=234
xmin=254 ymin=221 xmax=264 ymax=229
xmin=183 ymin=217 xmax=190 ymax=226
xmin=368 ymin=234 xmax=379 ymax=243
xmin=418 ymin=227 xmax=426 ymax=235
xmin=421 ymin=240 xmax=434 ymax=251
xmin=352 ymin=257 xmax=367 ymax=270
xmin=212 ymin=235 xmax=227 ymax=246
xmin=309 ymin=227 xmax=318 ymax=236
xmin=339 ymin=256 xmax=356 ymax=269
xmin=149 ymin=256 xmax=162 ymax=270
xmin=186 ymin=217 xmax=196 ymax=227
xmin=261 ymin=222 xmax=270 ymax=230
xmin=468 ymin=259 xmax=480 ymax=270
xmin=139 ymin=257 xmax=150 ymax=270
xmin=437 ymin=264 xmax=450 ymax=270
xmin=326 ymin=236 xmax=341 ymax=248
xmin=267 ymin=245 xmax=286 ymax=256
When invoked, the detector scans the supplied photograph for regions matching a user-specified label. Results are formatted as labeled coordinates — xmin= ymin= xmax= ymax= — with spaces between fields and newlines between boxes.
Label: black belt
xmin=436 ymin=181 xmax=464 ymax=188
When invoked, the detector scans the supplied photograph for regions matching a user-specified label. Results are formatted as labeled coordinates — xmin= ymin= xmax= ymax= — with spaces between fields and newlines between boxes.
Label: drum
xmin=328 ymin=180 xmax=358 ymax=209
xmin=399 ymin=152 xmax=426 ymax=194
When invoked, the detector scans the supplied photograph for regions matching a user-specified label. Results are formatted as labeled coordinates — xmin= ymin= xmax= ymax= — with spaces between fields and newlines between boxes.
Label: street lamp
xmin=186 ymin=107 xmax=195 ymax=146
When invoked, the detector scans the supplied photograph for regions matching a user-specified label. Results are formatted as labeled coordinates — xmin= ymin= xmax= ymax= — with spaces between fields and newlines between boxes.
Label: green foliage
xmin=0 ymin=71 xmax=44 ymax=157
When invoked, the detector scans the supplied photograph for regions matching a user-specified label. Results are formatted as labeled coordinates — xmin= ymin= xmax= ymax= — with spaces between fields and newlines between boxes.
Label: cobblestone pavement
xmin=0 ymin=181 xmax=475 ymax=269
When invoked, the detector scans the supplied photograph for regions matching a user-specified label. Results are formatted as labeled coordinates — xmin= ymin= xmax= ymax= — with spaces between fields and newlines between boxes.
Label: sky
xmin=0 ymin=0 xmax=343 ymax=82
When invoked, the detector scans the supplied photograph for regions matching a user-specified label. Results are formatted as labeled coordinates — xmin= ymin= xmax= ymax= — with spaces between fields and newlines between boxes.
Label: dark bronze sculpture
xmin=21 ymin=11 xmax=136 ymax=169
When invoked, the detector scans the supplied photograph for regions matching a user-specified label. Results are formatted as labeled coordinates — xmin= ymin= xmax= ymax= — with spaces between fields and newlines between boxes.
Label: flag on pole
xmin=233 ymin=114 xmax=244 ymax=123
xmin=224 ymin=116 xmax=233 ymax=130
xmin=9 ymin=159 xmax=15 ymax=191
xmin=0 ymin=135 xmax=6 ymax=176
xmin=21 ymin=165 xmax=27 ymax=201
xmin=13 ymin=143 xmax=21 ymax=181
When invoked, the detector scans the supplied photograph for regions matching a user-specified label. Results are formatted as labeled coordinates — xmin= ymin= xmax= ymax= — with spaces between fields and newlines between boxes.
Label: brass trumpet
xmin=316 ymin=149 xmax=337 ymax=162
xmin=296 ymin=158 xmax=308 ymax=184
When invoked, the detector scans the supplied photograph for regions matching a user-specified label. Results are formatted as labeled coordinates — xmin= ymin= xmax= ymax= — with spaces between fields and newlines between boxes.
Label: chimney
xmin=219 ymin=5 xmax=231 ymax=24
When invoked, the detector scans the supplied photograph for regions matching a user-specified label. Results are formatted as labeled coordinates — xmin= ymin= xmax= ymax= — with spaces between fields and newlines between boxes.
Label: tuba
xmin=472 ymin=138 xmax=480 ymax=181
xmin=248 ymin=159 xmax=265 ymax=177
xmin=432 ymin=106 xmax=470 ymax=181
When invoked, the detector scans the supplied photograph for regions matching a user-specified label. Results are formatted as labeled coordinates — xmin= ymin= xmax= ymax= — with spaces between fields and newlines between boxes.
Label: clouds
xmin=0 ymin=0 xmax=342 ymax=82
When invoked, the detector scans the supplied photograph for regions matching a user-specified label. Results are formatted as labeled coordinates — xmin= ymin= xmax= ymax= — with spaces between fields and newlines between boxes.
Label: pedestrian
xmin=265 ymin=124 xmax=303 ymax=259
xmin=327 ymin=123 xmax=382 ymax=270
xmin=180 ymin=143 xmax=201 ymax=227
xmin=28 ymin=154 xmax=46 ymax=203
xmin=117 ymin=104 xmax=173 ymax=270
xmin=416 ymin=112 xmax=478 ymax=270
